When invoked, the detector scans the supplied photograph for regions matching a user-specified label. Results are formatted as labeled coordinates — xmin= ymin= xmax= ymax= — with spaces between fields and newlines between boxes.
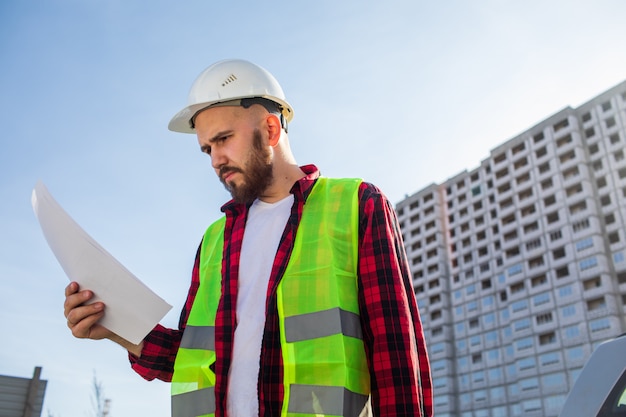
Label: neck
xmin=258 ymin=164 xmax=305 ymax=203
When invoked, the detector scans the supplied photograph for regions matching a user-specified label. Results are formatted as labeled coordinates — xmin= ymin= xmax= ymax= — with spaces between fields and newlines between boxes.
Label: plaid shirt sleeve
xmin=358 ymin=182 xmax=433 ymax=417
xmin=127 ymin=243 xmax=202 ymax=382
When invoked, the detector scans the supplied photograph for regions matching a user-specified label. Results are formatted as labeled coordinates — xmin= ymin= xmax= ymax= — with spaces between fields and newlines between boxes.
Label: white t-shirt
xmin=226 ymin=194 xmax=294 ymax=417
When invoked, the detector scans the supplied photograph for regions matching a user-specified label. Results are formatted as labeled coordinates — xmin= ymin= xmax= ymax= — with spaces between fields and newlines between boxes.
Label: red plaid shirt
xmin=130 ymin=165 xmax=433 ymax=416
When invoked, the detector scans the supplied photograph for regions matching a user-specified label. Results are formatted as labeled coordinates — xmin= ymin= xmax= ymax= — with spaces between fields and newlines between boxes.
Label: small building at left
xmin=0 ymin=367 xmax=47 ymax=417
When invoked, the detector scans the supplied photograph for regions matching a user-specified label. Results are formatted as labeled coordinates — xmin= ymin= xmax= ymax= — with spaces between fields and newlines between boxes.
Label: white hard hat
xmin=168 ymin=59 xmax=294 ymax=134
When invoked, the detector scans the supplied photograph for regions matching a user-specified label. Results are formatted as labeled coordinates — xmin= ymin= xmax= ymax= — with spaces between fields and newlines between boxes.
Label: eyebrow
xmin=200 ymin=130 xmax=234 ymax=153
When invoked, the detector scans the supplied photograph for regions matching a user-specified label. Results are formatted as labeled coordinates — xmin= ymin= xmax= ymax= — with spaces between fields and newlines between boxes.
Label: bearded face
xmin=218 ymin=129 xmax=274 ymax=204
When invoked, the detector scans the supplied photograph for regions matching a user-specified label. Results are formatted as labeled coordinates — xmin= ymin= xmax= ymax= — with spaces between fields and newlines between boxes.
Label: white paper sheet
xmin=31 ymin=181 xmax=172 ymax=345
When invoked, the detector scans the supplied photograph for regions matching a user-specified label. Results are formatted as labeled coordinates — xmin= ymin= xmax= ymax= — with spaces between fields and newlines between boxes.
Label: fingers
xmin=67 ymin=304 xmax=105 ymax=339
xmin=63 ymin=283 xmax=93 ymax=318
xmin=64 ymin=281 xmax=79 ymax=297
xmin=64 ymin=281 xmax=106 ymax=340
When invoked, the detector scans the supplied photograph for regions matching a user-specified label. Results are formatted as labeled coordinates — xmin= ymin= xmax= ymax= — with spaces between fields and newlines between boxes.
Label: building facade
xmin=396 ymin=80 xmax=626 ymax=417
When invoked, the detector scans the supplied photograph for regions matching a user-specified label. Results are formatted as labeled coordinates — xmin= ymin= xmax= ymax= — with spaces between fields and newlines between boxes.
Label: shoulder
xmin=358 ymin=181 xmax=394 ymax=210
xmin=356 ymin=181 xmax=400 ymax=232
xmin=320 ymin=177 xmax=395 ymax=214
xmin=318 ymin=177 xmax=385 ymax=201
xmin=200 ymin=216 xmax=228 ymax=249
xmin=358 ymin=181 xmax=385 ymax=200
xmin=206 ymin=215 xmax=227 ymax=233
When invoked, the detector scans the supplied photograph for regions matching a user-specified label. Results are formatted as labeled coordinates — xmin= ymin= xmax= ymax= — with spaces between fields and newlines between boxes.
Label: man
xmin=64 ymin=59 xmax=433 ymax=417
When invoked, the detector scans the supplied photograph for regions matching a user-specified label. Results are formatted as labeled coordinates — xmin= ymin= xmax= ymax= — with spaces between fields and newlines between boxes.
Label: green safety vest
xmin=171 ymin=177 xmax=371 ymax=417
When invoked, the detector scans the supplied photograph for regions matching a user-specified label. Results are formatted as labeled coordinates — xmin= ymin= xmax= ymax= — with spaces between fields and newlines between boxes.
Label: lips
xmin=219 ymin=167 xmax=242 ymax=183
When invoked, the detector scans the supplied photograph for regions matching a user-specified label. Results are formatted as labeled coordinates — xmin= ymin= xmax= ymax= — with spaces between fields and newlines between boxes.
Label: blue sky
xmin=2 ymin=1 xmax=626 ymax=416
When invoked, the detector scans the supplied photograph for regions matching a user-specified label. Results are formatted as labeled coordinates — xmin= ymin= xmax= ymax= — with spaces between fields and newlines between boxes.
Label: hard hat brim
xmin=168 ymin=96 xmax=294 ymax=134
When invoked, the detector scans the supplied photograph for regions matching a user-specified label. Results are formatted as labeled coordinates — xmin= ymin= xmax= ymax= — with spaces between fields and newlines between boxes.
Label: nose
xmin=210 ymin=148 xmax=228 ymax=171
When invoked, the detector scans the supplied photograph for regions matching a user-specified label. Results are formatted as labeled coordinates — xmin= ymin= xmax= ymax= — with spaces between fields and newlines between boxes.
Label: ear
xmin=265 ymin=114 xmax=282 ymax=147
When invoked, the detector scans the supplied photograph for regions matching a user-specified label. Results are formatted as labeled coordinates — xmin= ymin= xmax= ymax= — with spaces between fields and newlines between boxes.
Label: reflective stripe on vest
xmin=179 ymin=325 xmax=215 ymax=350
xmin=171 ymin=178 xmax=370 ymax=417
xmin=287 ymin=385 xmax=369 ymax=416
xmin=284 ymin=307 xmax=363 ymax=342
xmin=171 ymin=387 xmax=216 ymax=417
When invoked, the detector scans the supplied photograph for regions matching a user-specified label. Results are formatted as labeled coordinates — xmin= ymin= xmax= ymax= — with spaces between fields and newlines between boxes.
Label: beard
xmin=219 ymin=129 xmax=274 ymax=204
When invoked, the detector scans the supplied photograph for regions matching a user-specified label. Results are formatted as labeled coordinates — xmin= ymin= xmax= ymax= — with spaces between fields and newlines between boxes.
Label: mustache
xmin=218 ymin=166 xmax=243 ymax=181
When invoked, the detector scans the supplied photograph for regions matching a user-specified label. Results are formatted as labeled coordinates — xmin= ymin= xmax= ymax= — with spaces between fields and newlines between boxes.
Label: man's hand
xmin=64 ymin=281 xmax=112 ymax=340
xmin=63 ymin=282 xmax=144 ymax=356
